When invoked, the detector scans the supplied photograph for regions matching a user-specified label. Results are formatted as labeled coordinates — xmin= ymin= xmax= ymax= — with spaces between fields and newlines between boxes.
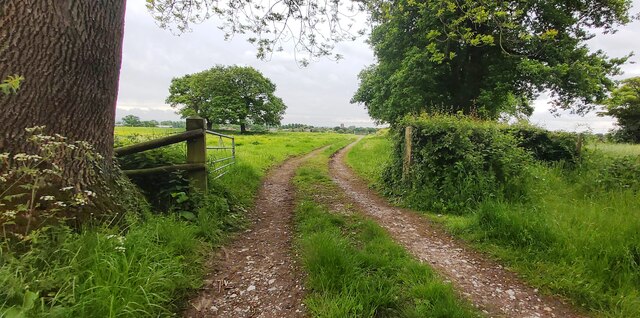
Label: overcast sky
xmin=116 ymin=1 xmax=640 ymax=133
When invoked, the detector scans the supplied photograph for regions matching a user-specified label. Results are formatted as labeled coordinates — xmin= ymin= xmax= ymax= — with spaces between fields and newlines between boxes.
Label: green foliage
xmin=1 ymin=216 xmax=206 ymax=317
xmin=347 ymin=132 xmax=640 ymax=316
xmin=120 ymin=114 xmax=142 ymax=127
xmin=115 ymin=134 xmax=189 ymax=212
xmin=588 ymin=142 xmax=640 ymax=157
xmin=146 ymin=0 xmax=360 ymax=63
xmin=353 ymin=0 xmax=633 ymax=124
xmin=1 ymin=127 xmax=106 ymax=238
xmin=384 ymin=115 xmax=534 ymax=214
xmin=502 ymin=124 xmax=580 ymax=163
xmin=2 ymin=128 xmax=354 ymax=317
xmin=602 ymin=76 xmax=640 ymax=143
xmin=571 ymin=150 xmax=640 ymax=193
xmin=346 ymin=131 xmax=392 ymax=188
xmin=118 ymin=115 xmax=161 ymax=128
xmin=294 ymin=153 xmax=477 ymax=318
xmin=166 ymin=65 xmax=286 ymax=132
xmin=0 ymin=75 xmax=24 ymax=95
xmin=279 ymin=123 xmax=380 ymax=135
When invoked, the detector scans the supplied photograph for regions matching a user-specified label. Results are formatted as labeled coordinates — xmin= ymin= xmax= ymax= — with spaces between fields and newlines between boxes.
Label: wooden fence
xmin=114 ymin=118 xmax=236 ymax=192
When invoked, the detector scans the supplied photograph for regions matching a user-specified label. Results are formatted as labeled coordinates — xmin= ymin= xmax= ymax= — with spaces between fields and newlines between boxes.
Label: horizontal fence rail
xmin=114 ymin=129 xmax=205 ymax=157
xmin=122 ymin=163 xmax=206 ymax=177
xmin=114 ymin=118 xmax=237 ymax=192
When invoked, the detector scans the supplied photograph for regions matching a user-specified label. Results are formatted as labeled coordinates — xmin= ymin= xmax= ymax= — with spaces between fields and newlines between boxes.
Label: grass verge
xmin=347 ymin=134 xmax=640 ymax=318
xmin=293 ymin=146 xmax=478 ymax=318
xmin=1 ymin=129 xmax=355 ymax=317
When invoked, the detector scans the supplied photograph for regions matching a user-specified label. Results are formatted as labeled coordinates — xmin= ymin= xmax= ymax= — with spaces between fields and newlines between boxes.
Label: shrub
xmin=571 ymin=151 xmax=640 ymax=194
xmin=383 ymin=114 xmax=534 ymax=214
xmin=502 ymin=124 xmax=580 ymax=163
xmin=115 ymin=135 xmax=189 ymax=212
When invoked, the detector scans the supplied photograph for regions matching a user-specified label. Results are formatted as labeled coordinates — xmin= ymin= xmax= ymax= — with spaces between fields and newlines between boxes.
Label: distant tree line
xmin=279 ymin=123 xmax=378 ymax=135
xmin=117 ymin=115 xmax=185 ymax=128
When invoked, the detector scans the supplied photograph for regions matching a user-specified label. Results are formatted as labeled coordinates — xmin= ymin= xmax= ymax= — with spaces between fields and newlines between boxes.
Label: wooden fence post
xmin=186 ymin=117 xmax=208 ymax=193
xmin=576 ymin=133 xmax=583 ymax=159
xmin=403 ymin=126 xmax=413 ymax=179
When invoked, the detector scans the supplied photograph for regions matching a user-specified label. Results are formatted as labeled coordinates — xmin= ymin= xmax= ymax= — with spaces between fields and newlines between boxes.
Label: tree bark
xmin=240 ymin=123 xmax=247 ymax=133
xmin=0 ymin=0 xmax=126 ymax=165
xmin=0 ymin=1 xmax=133 ymax=230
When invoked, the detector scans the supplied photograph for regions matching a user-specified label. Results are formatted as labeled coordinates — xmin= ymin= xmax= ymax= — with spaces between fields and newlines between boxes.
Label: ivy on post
xmin=186 ymin=117 xmax=208 ymax=193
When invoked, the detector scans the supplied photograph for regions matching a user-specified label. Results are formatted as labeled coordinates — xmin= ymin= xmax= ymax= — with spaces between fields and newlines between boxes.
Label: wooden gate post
xmin=576 ymin=133 xmax=583 ymax=159
xmin=402 ymin=126 xmax=413 ymax=179
xmin=186 ymin=117 xmax=208 ymax=193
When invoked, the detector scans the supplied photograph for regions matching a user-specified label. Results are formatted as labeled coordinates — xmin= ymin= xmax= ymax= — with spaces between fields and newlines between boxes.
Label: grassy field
xmin=347 ymin=134 xmax=640 ymax=317
xmin=587 ymin=142 xmax=640 ymax=157
xmin=293 ymin=145 xmax=478 ymax=317
xmin=114 ymin=126 xmax=358 ymax=206
xmin=2 ymin=128 xmax=355 ymax=317
xmin=113 ymin=126 xmax=182 ymax=136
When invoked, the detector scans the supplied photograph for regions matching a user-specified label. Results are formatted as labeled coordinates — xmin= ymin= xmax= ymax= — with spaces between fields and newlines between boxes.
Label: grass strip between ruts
xmin=292 ymin=146 xmax=478 ymax=318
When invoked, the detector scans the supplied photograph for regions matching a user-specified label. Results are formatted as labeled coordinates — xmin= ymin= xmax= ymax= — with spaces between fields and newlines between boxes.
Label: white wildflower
xmin=115 ymin=246 xmax=126 ymax=253
xmin=40 ymin=195 xmax=55 ymax=201
xmin=13 ymin=153 xmax=28 ymax=161
xmin=72 ymin=194 xmax=88 ymax=205
xmin=25 ymin=126 xmax=43 ymax=133
xmin=54 ymin=201 xmax=67 ymax=207
xmin=61 ymin=186 xmax=74 ymax=191
xmin=0 ymin=153 xmax=9 ymax=160
xmin=84 ymin=190 xmax=96 ymax=198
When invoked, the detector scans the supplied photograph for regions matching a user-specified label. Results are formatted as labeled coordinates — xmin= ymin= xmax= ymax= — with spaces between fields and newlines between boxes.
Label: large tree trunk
xmin=0 ymin=0 xmax=126 ymax=163
xmin=0 ymin=1 xmax=133 ymax=231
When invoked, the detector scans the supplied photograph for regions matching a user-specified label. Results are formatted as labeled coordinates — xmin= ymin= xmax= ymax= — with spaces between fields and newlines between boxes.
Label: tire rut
xmin=184 ymin=148 xmax=325 ymax=318
xmin=329 ymin=140 xmax=586 ymax=318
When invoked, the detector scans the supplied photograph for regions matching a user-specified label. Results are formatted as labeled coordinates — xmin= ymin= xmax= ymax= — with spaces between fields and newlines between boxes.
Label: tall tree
xmin=1 ymin=1 xmax=126 ymax=186
xmin=1 ymin=0 xmax=357 ymax=217
xmin=352 ymin=0 xmax=633 ymax=124
xmin=167 ymin=66 xmax=286 ymax=133
xmin=603 ymin=77 xmax=640 ymax=143
xmin=121 ymin=115 xmax=142 ymax=127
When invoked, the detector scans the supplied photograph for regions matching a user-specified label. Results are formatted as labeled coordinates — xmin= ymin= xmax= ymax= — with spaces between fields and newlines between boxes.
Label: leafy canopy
xmin=146 ymin=0 xmax=369 ymax=65
xmin=166 ymin=65 xmax=286 ymax=131
xmin=121 ymin=115 xmax=142 ymax=127
xmin=352 ymin=0 xmax=633 ymax=124
xmin=603 ymin=77 xmax=640 ymax=143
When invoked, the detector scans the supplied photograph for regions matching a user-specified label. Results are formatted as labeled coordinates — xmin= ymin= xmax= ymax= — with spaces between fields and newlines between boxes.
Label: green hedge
xmin=383 ymin=115 xmax=534 ymax=214
xmin=502 ymin=125 xmax=580 ymax=163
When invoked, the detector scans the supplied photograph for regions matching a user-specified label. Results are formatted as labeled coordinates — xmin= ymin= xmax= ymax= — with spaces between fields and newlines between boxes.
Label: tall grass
xmin=294 ymin=152 xmax=477 ymax=318
xmin=1 ymin=129 xmax=355 ymax=317
xmin=346 ymin=131 xmax=392 ymax=188
xmin=588 ymin=142 xmax=640 ymax=157
xmin=1 ymin=215 xmax=205 ymax=317
xmin=114 ymin=126 xmax=182 ymax=136
xmin=348 ymin=135 xmax=640 ymax=317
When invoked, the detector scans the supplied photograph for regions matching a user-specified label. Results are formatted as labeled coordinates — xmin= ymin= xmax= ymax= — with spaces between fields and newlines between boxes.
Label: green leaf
xmin=178 ymin=211 xmax=196 ymax=221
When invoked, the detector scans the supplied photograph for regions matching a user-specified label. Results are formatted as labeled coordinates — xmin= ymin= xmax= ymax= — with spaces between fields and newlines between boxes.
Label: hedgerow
xmin=383 ymin=114 xmax=535 ymax=214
